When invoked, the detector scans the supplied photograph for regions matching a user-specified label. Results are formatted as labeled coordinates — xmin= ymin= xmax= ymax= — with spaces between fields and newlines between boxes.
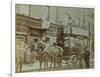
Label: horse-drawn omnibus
xmin=56 ymin=24 xmax=89 ymax=68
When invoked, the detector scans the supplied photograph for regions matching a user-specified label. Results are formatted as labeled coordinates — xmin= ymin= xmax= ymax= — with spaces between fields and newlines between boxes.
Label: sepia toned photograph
xmin=15 ymin=4 xmax=94 ymax=73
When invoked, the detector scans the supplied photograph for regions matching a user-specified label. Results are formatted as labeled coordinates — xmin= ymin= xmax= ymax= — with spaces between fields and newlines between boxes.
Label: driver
xmin=43 ymin=37 xmax=51 ymax=52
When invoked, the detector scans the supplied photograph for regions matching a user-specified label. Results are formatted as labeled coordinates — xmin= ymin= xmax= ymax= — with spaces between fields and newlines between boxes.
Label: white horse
xmin=37 ymin=42 xmax=64 ymax=71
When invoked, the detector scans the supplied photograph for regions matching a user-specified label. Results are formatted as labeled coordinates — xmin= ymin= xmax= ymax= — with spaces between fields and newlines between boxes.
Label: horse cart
xmin=61 ymin=47 xmax=80 ymax=68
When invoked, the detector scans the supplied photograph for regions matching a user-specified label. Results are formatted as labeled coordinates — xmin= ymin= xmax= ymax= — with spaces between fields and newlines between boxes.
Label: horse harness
xmin=43 ymin=46 xmax=61 ymax=59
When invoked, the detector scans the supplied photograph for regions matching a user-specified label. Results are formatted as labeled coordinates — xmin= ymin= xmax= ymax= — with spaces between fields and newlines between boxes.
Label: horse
xmin=37 ymin=42 xmax=64 ymax=71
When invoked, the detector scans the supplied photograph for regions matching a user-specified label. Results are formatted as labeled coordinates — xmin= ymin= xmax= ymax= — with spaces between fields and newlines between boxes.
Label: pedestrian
xmin=43 ymin=37 xmax=51 ymax=52
xmin=83 ymin=47 xmax=90 ymax=68
xmin=32 ymin=39 xmax=38 ymax=62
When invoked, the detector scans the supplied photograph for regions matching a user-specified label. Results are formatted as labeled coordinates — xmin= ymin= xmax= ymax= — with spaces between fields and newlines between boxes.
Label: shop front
xmin=16 ymin=14 xmax=46 ymax=49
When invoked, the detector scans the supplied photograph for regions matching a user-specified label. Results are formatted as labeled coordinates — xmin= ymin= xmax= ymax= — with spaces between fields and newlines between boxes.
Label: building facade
xmin=16 ymin=4 xmax=94 ymax=52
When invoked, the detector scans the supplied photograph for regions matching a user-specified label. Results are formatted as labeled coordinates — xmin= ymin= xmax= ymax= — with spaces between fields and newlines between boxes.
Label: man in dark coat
xmin=83 ymin=47 xmax=90 ymax=68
